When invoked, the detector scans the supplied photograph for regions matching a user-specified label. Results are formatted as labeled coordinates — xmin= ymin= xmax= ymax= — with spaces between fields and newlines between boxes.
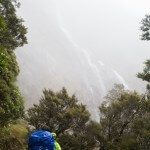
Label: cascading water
xmin=16 ymin=0 xmax=148 ymax=120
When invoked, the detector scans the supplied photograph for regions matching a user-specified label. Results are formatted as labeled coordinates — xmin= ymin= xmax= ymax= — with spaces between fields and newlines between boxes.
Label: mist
xmin=16 ymin=0 xmax=150 ymax=120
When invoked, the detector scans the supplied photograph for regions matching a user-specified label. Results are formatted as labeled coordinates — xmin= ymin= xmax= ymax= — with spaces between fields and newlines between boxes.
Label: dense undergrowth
xmin=0 ymin=120 xmax=28 ymax=150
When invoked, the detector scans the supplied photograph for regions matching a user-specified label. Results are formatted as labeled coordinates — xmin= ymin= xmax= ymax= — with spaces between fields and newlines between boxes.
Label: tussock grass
xmin=0 ymin=120 xmax=28 ymax=150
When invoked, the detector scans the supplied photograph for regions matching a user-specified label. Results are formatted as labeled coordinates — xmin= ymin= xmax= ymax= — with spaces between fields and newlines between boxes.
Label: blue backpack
xmin=28 ymin=130 xmax=55 ymax=150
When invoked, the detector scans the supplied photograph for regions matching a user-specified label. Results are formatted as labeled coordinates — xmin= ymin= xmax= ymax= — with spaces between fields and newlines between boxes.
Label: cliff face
xmin=16 ymin=0 xmax=148 ymax=119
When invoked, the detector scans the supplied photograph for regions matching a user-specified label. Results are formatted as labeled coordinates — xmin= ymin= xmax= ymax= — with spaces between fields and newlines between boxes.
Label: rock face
xmin=17 ymin=27 xmax=126 ymax=120
xmin=16 ymin=0 xmax=148 ymax=120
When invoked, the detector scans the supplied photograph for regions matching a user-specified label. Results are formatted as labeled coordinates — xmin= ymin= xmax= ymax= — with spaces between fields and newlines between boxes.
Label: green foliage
xmin=104 ymin=84 xmax=125 ymax=101
xmin=27 ymin=88 xmax=90 ymax=134
xmin=0 ymin=16 xmax=6 ymax=30
xmin=0 ymin=0 xmax=27 ymax=127
xmin=140 ymin=15 xmax=150 ymax=93
xmin=0 ymin=78 xmax=24 ymax=127
xmin=137 ymin=60 xmax=150 ymax=83
xmin=97 ymin=84 xmax=150 ymax=150
xmin=0 ymin=0 xmax=27 ymax=50
xmin=0 ymin=46 xmax=24 ymax=128
xmin=58 ymin=121 xmax=101 ymax=150
xmin=59 ymin=131 xmax=95 ymax=150
xmin=27 ymin=86 xmax=150 ymax=150
xmin=0 ymin=47 xmax=19 ymax=82
xmin=137 ymin=59 xmax=150 ymax=98
xmin=27 ymin=88 xmax=98 ymax=150
xmin=140 ymin=15 xmax=150 ymax=40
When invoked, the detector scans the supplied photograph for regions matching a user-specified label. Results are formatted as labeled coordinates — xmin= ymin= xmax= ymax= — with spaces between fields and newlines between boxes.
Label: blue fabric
xmin=28 ymin=130 xmax=55 ymax=150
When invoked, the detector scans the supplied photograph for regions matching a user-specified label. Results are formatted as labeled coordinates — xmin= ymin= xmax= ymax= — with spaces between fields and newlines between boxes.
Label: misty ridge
xmin=16 ymin=0 xmax=149 ymax=119
xmin=17 ymin=0 xmax=149 ymax=115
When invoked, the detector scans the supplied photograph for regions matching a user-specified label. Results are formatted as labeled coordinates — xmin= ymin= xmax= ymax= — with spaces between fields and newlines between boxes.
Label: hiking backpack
xmin=28 ymin=130 xmax=55 ymax=150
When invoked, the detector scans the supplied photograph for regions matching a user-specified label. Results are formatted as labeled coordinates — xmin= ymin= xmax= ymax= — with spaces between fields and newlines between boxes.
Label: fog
xmin=16 ymin=0 xmax=150 ymax=120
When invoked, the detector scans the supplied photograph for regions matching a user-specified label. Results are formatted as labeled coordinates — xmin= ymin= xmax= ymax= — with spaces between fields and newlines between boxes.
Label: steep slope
xmin=16 ymin=0 xmax=149 ymax=119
